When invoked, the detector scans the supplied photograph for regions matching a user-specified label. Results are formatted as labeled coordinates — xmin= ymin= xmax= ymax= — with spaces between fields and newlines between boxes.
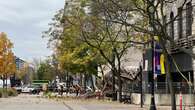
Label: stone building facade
xmin=142 ymin=0 xmax=195 ymax=94
xmin=165 ymin=0 xmax=195 ymax=90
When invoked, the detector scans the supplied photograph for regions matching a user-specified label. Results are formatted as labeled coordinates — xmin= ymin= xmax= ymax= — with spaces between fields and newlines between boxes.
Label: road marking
xmin=63 ymin=102 xmax=88 ymax=110
xmin=63 ymin=102 xmax=74 ymax=110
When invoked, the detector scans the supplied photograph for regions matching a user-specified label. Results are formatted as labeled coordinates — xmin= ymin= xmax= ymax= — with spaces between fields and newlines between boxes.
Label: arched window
xmin=186 ymin=2 xmax=192 ymax=37
xmin=170 ymin=12 xmax=174 ymax=39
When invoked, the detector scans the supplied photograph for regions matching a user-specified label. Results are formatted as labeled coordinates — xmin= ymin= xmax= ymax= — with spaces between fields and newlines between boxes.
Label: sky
xmin=0 ymin=0 xmax=64 ymax=62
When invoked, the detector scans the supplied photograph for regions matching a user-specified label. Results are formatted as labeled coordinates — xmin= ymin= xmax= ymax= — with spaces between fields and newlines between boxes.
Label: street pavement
xmin=0 ymin=94 xmax=69 ymax=110
xmin=0 ymin=94 xmax=193 ymax=110
xmin=63 ymin=99 xmax=171 ymax=110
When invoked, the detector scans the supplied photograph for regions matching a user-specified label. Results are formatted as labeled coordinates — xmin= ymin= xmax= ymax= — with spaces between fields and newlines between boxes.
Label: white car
xmin=13 ymin=86 xmax=22 ymax=93
xmin=21 ymin=85 xmax=41 ymax=94
xmin=22 ymin=86 xmax=33 ymax=93
xmin=22 ymin=86 xmax=39 ymax=93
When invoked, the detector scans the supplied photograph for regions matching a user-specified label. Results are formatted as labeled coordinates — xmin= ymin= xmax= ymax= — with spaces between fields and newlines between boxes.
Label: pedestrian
xmin=75 ymin=84 xmax=80 ymax=96
xmin=60 ymin=85 xmax=63 ymax=96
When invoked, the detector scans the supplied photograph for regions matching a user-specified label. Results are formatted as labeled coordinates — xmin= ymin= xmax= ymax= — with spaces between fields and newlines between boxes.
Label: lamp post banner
xmin=154 ymin=42 xmax=161 ymax=75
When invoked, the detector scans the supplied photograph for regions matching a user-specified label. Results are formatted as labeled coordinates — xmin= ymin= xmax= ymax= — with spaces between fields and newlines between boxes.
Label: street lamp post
xmin=140 ymin=64 xmax=143 ymax=108
xmin=150 ymin=37 xmax=156 ymax=110
xmin=147 ymin=0 xmax=156 ymax=110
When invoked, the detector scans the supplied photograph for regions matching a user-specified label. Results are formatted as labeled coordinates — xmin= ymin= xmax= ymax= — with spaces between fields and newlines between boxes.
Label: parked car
xmin=31 ymin=85 xmax=41 ymax=94
xmin=13 ymin=86 xmax=22 ymax=94
xmin=21 ymin=85 xmax=41 ymax=94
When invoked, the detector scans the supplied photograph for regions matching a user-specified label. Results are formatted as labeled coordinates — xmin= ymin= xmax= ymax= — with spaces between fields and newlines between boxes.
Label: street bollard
xmin=95 ymin=90 xmax=101 ymax=99
xmin=180 ymin=92 xmax=182 ymax=110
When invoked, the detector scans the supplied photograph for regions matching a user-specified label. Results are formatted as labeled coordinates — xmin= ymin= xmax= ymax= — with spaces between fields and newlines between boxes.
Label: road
xmin=0 ymin=94 xmax=70 ymax=110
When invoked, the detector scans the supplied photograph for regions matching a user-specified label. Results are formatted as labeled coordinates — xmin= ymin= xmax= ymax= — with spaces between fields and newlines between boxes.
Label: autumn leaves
xmin=0 ymin=32 xmax=16 ymax=86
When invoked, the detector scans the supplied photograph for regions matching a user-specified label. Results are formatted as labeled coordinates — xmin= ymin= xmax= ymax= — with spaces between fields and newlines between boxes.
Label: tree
xmin=42 ymin=9 xmax=64 ymax=49
xmin=43 ymin=0 xmax=107 ymax=89
xmin=93 ymin=0 xmax=191 ymax=109
xmin=44 ymin=0 xmax=145 ymax=101
xmin=0 ymin=32 xmax=16 ymax=88
xmin=36 ymin=60 xmax=55 ymax=81
xmin=77 ymin=0 xmax=146 ymax=101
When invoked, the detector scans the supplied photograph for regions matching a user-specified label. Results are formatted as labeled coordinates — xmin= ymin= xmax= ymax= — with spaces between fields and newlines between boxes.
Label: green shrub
xmin=7 ymin=88 xmax=18 ymax=97
xmin=0 ymin=88 xmax=18 ymax=97
xmin=43 ymin=91 xmax=52 ymax=98
xmin=0 ymin=89 xmax=2 ymax=98
xmin=0 ymin=88 xmax=5 ymax=98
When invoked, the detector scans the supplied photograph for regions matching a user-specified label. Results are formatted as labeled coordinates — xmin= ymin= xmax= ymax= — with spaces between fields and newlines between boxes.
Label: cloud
xmin=0 ymin=0 xmax=64 ymax=61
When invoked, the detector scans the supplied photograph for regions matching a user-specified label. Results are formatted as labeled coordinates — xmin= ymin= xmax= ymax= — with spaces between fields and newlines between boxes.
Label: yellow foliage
xmin=0 ymin=32 xmax=16 ymax=76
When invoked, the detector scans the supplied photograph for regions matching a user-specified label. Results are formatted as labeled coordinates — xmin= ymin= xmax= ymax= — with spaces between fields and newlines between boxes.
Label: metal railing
xmin=124 ymin=82 xmax=194 ymax=94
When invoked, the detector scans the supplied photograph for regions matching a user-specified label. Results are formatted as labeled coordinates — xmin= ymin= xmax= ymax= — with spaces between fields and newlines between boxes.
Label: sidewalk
xmin=43 ymin=93 xmax=195 ymax=110
xmin=62 ymin=99 xmax=188 ymax=110
xmin=64 ymin=102 xmax=194 ymax=110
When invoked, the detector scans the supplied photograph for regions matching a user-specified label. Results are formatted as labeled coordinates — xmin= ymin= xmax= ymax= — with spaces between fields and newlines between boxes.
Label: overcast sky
xmin=0 ymin=0 xmax=64 ymax=62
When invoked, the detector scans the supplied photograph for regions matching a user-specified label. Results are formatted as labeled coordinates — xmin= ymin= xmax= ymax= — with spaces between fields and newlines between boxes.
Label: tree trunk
xmin=5 ymin=73 xmax=7 ymax=97
xmin=84 ymin=74 xmax=87 ymax=91
xmin=3 ymin=75 xmax=5 ymax=89
xmin=99 ymin=65 xmax=105 ymax=88
xmin=111 ymin=49 xmax=117 ymax=101
xmin=90 ymin=75 xmax=95 ymax=91
xmin=112 ymin=68 xmax=116 ymax=101
xmin=115 ymin=47 xmax=122 ymax=102
xmin=79 ymin=73 xmax=82 ymax=86
xmin=165 ymin=53 xmax=176 ymax=110
xmin=117 ymin=73 xmax=122 ymax=102
xmin=166 ymin=72 xmax=170 ymax=93
xmin=6 ymin=73 xmax=7 ymax=89
xmin=117 ymin=64 xmax=122 ymax=102
xmin=66 ymin=72 xmax=70 ymax=93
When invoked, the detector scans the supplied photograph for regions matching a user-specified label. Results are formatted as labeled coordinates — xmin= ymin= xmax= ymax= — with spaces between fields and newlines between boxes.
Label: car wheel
xmin=32 ymin=90 xmax=36 ymax=94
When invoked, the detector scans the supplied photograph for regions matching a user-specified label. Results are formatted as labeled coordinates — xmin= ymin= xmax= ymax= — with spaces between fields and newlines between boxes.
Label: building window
xmin=170 ymin=12 xmax=174 ymax=39
xmin=186 ymin=2 xmax=192 ymax=37
xmin=178 ymin=7 xmax=183 ymax=38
